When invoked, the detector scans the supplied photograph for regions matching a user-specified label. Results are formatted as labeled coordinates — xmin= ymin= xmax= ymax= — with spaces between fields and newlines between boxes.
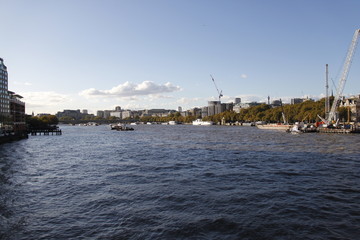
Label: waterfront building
xmin=188 ymin=107 xmax=201 ymax=118
xmin=110 ymin=111 xmax=122 ymax=119
xmin=340 ymin=95 xmax=360 ymax=122
xmin=233 ymin=102 xmax=261 ymax=113
xmin=207 ymin=101 xmax=221 ymax=116
xmin=56 ymin=109 xmax=83 ymax=120
xmin=9 ymin=91 xmax=26 ymax=132
xmin=233 ymin=105 xmax=241 ymax=113
xmin=121 ymin=110 xmax=132 ymax=119
xmin=291 ymin=98 xmax=304 ymax=105
xmin=104 ymin=110 xmax=112 ymax=119
xmin=142 ymin=109 xmax=175 ymax=117
xmin=0 ymin=58 xmax=10 ymax=124
xmin=201 ymin=106 xmax=208 ymax=118
xmin=222 ymin=103 xmax=233 ymax=112
xmin=271 ymin=100 xmax=282 ymax=107
xmin=96 ymin=110 xmax=104 ymax=118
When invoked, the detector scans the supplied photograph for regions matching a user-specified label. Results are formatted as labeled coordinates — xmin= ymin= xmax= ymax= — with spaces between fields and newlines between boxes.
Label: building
xmin=103 ymin=110 xmax=112 ymax=119
xmin=0 ymin=58 xmax=10 ymax=124
xmin=9 ymin=91 xmax=26 ymax=132
xmin=110 ymin=111 xmax=122 ymax=119
xmin=142 ymin=109 xmax=174 ymax=117
xmin=340 ymin=95 xmax=360 ymax=122
xmin=96 ymin=110 xmax=104 ymax=118
xmin=0 ymin=58 xmax=27 ymax=135
xmin=121 ymin=110 xmax=132 ymax=119
xmin=271 ymin=100 xmax=282 ymax=107
xmin=56 ymin=109 xmax=83 ymax=120
xmin=222 ymin=103 xmax=233 ymax=112
xmin=207 ymin=101 xmax=221 ymax=116
xmin=291 ymin=98 xmax=304 ymax=105
xmin=233 ymin=102 xmax=261 ymax=113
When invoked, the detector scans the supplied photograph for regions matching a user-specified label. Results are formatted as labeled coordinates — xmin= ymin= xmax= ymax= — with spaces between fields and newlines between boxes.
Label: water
xmin=1 ymin=125 xmax=360 ymax=239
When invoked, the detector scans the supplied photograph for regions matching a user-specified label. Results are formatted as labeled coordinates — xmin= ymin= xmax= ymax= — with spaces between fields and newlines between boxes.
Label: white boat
xmin=192 ymin=119 xmax=213 ymax=126
xmin=289 ymin=124 xmax=302 ymax=134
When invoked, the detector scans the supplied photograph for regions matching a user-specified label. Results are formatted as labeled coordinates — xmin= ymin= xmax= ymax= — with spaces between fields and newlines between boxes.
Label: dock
xmin=28 ymin=129 xmax=62 ymax=136
xmin=317 ymin=127 xmax=360 ymax=134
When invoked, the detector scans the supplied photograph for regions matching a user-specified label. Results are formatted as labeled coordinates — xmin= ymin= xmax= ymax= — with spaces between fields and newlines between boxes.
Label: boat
xmin=287 ymin=122 xmax=317 ymax=134
xmin=110 ymin=124 xmax=134 ymax=131
xmin=256 ymin=100 xmax=291 ymax=131
xmin=288 ymin=123 xmax=302 ymax=134
xmin=192 ymin=119 xmax=214 ymax=126
xmin=256 ymin=123 xmax=292 ymax=131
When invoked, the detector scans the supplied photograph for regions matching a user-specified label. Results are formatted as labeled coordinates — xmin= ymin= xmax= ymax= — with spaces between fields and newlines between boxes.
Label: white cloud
xmin=21 ymin=92 xmax=71 ymax=108
xmin=13 ymin=81 xmax=32 ymax=86
xmin=79 ymin=81 xmax=181 ymax=98
xmin=240 ymin=74 xmax=247 ymax=79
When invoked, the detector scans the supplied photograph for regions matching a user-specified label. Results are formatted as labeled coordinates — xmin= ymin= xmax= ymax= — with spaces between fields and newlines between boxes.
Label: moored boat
xmin=110 ymin=124 xmax=134 ymax=131
xmin=192 ymin=119 xmax=214 ymax=126
xmin=256 ymin=123 xmax=292 ymax=131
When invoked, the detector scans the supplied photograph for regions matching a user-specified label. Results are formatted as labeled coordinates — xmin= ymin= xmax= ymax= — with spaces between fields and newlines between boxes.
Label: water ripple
xmin=1 ymin=125 xmax=359 ymax=239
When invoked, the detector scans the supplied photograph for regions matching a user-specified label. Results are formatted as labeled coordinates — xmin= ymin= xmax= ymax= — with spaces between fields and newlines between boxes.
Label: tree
xmin=39 ymin=115 xmax=59 ymax=125
xmin=26 ymin=115 xmax=59 ymax=129
xmin=59 ymin=116 xmax=75 ymax=121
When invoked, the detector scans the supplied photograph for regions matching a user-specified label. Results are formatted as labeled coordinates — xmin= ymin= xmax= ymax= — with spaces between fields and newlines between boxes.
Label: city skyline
xmin=2 ymin=0 xmax=360 ymax=114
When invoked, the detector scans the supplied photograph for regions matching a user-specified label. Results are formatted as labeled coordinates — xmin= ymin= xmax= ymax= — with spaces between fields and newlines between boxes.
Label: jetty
xmin=317 ymin=127 xmax=360 ymax=134
xmin=28 ymin=129 xmax=62 ymax=136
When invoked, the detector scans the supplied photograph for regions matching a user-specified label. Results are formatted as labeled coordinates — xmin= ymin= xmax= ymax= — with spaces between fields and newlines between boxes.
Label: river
xmin=1 ymin=124 xmax=359 ymax=239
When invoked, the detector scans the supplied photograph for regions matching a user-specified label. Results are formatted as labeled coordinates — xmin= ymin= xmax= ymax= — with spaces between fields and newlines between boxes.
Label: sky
xmin=1 ymin=0 xmax=360 ymax=115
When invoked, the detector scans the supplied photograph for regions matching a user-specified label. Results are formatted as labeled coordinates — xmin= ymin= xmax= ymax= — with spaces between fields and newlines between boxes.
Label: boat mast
xmin=325 ymin=64 xmax=330 ymax=117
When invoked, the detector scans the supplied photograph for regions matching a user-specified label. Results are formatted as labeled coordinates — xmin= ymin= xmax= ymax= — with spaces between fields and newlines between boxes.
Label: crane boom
xmin=326 ymin=29 xmax=360 ymax=125
xmin=210 ymin=75 xmax=223 ymax=101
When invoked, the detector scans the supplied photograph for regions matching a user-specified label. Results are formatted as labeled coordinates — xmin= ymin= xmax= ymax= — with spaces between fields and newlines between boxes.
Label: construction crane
xmin=321 ymin=29 xmax=360 ymax=126
xmin=210 ymin=74 xmax=223 ymax=102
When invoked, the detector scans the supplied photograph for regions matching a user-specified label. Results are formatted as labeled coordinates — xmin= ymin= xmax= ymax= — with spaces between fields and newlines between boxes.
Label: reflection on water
xmin=1 ymin=125 xmax=360 ymax=239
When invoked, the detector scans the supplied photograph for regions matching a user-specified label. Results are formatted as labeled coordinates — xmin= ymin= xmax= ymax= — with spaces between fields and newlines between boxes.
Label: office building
xmin=0 ymin=58 xmax=10 ymax=122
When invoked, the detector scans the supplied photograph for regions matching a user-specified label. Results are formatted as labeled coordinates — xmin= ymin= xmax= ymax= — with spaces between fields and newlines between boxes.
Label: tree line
xmin=36 ymin=97 xmax=351 ymax=125
xmin=203 ymin=97 xmax=350 ymax=124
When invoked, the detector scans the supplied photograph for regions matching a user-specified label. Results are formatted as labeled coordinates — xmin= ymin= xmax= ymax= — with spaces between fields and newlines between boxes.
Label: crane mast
xmin=326 ymin=29 xmax=360 ymax=125
xmin=210 ymin=75 xmax=223 ymax=101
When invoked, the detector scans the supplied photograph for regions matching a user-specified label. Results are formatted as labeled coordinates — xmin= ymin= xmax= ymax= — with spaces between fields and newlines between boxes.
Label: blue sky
xmin=2 ymin=0 xmax=360 ymax=114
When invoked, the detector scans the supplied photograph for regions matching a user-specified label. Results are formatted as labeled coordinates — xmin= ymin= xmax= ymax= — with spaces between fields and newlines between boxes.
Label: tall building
xmin=0 ymin=58 xmax=10 ymax=123
xmin=208 ymin=101 xmax=221 ymax=116
xmin=96 ymin=110 xmax=104 ymax=118
xmin=9 ymin=91 xmax=26 ymax=132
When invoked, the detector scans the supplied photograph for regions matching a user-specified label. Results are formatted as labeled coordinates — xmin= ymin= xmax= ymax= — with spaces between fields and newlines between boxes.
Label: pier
xmin=28 ymin=129 xmax=62 ymax=136
xmin=317 ymin=128 xmax=360 ymax=134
